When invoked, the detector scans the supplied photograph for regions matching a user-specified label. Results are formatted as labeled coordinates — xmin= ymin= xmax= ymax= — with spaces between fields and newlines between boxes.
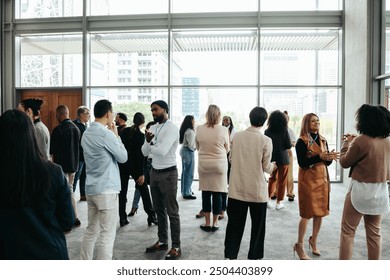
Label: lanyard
xmin=154 ymin=121 xmax=167 ymax=142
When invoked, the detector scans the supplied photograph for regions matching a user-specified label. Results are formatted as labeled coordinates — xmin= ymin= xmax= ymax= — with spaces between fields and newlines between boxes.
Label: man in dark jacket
xmin=50 ymin=105 xmax=81 ymax=230
xmin=72 ymin=106 xmax=90 ymax=201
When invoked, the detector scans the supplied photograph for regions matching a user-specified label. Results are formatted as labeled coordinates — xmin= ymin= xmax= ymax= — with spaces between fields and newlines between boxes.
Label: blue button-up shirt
xmin=81 ymin=122 xmax=127 ymax=196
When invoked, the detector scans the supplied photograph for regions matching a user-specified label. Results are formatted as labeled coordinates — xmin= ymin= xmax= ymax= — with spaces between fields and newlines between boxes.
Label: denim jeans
xmin=180 ymin=147 xmax=195 ymax=197
xmin=73 ymin=161 xmax=86 ymax=196
xmin=132 ymin=188 xmax=141 ymax=208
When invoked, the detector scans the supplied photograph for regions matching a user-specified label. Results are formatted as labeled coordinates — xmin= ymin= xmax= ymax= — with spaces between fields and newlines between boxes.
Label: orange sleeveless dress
xmin=297 ymin=135 xmax=330 ymax=219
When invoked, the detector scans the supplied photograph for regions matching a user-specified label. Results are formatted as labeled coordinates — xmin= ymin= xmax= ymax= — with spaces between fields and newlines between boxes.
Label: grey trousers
xmin=150 ymin=168 xmax=181 ymax=248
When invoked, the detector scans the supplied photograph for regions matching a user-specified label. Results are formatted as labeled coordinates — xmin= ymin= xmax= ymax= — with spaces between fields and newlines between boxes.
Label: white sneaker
xmin=275 ymin=203 xmax=284 ymax=210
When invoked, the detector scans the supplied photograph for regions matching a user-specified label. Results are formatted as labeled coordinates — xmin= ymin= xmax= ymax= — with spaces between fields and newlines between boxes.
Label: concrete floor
xmin=66 ymin=181 xmax=390 ymax=260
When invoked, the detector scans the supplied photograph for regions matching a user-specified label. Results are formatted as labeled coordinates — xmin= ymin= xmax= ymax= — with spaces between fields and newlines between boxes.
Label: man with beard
xmin=115 ymin=112 xmax=128 ymax=136
xmin=141 ymin=100 xmax=181 ymax=260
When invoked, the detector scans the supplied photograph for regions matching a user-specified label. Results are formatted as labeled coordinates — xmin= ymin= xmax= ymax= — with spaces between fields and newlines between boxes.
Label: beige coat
xmin=196 ymin=124 xmax=229 ymax=192
xmin=228 ymin=127 xmax=275 ymax=203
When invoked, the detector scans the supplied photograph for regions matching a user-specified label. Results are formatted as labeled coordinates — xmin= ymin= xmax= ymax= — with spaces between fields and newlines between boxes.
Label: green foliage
xmin=113 ymin=102 xmax=153 ymax=125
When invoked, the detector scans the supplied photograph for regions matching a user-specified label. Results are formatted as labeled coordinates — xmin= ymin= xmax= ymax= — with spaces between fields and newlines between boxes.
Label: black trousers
xmin=224 ymin=197 xmax=267 ymax=260
xmin=119 ymin=167 xmax=154 ymax=221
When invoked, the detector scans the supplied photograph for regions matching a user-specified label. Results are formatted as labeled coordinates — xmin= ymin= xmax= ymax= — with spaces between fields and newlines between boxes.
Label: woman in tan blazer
xmin=196 ymin=104 xmax=229 ymax=232
xmin=339 ymin=104 xmax=390 ymax=259
xmin=293 ymin=113 xmax=338 ymax=260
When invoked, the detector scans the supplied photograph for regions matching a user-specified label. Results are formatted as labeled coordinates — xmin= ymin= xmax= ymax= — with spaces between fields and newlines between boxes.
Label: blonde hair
xmin=205 ymin=104 xmax=221 ymax=128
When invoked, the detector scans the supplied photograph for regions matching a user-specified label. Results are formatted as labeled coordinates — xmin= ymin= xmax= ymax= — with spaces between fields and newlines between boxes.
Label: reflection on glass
xmin=90 ymin=32 xmax=169 ymax=87
xmin=171 ymin=88 xmax=257 ymax=179
xmin=20 ymin=34 xmax=82 ymax=87
xmin=260 ymin=29 xmax=339 ymax=86
xmin=172 ymin=0 xmax=257 ymax=13
xmin=18 ymin=0 xmax=82 ymax=18
xmin=260 ymin=0 xmax=341 ymax=11
xmin=89 ymin=87 xmax=168 ymax=123
xmin=172 ymin=30 xmax=258 ymax=85
xmin=260 ymin=87 xmax=340 ymax=180
xmin=90 ymin=0 xmax=168 ymax=15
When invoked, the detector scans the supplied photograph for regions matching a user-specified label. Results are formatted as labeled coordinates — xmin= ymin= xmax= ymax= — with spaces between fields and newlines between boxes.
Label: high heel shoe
xmin=147 ymin=215 xmax=158 ymax=226
xmin=308 ymin=236 xmax=321 ymax=256
xmin=293 ymin=243 xmax=311 ymax=260
xmin=128 ymin=207 xmax=138 ymax=217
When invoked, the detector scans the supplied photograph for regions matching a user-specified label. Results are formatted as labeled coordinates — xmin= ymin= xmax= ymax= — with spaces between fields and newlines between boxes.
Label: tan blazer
xmin=340 ymin=134 xmax=390 ymax=183
xmin=228 ymin=127 xmax=275 ymax=203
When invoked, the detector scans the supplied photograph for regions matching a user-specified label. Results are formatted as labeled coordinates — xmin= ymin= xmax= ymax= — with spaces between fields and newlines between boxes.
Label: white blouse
xmin=349 ymin=179 xmax=390 ymax=215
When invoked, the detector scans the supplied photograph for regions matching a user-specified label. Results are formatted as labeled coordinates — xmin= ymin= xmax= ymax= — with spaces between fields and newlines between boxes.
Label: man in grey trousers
xmin=141 ymin=100 xmax=181 ymax=260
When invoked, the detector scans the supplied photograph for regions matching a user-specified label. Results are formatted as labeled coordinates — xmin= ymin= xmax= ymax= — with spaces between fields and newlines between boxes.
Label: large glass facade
xmin=20 ymin=34 xmax=82 ymax=87
xmin=14 ymin=1 xmax=343 ymax=181
xmin=18 ymin=0 xmax=82 ymax=18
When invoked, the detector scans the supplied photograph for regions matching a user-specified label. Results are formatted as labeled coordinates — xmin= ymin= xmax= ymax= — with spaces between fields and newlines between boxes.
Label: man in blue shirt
xmin=80 ymin=99 xmax=127 ymax=260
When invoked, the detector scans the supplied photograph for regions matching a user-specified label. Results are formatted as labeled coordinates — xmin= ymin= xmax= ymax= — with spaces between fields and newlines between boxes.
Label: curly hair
xmin=179 ymin=115 xmax=195 ymax=144
xmin=267 ymin=110 xmax=288 ymax=133
xmin=355 ymin=104 xmax=390 ymax=138
xmin=19 ymin=98 xmax=45 ymax=117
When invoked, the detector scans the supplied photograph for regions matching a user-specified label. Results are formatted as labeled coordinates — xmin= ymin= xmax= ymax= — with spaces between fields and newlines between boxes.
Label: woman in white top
xmin=339 ymin=104 xmax=390 ymax=259
xmin=18 ymin=98 xmax=50 ymax=159
xmin=179 ymin=115 xmax=196 ymax=199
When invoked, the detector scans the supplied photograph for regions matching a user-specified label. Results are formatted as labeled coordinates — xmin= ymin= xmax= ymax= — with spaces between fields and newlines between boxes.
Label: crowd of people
xmin=1 ymin=98 xmax=389 ymax=261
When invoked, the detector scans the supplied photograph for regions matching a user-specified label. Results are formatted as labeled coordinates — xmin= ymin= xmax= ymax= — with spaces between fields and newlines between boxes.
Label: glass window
xmin=90 ymin=0 xmax=168 ymax=16
xmin=172 ymin=29 xmax=258 ymax=86
xmin=171 ymin=87 xmax=258 ymax=179
xmin=172 ymin=0 xmax=257 ymax=13
xmin=90 ymin=32 xmax=168 ymax=86
xmin=18 ymin=0 xmax=82 ymax=18
xmin=20 ymin=34 xmax=82 ymax=87
xmin=260 ymin=29 xmax=340 ymax=86
xmin=260 ymin=0 xmax=341 ymax=11
xmin=89 ymin=87 xmax=168 ymax=122
xmin=260 ymin=87 xmax=340 ymax=180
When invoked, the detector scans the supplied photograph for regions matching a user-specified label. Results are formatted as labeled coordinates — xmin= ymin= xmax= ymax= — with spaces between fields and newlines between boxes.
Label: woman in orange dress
xmin=293 ymin=113 xmax=339 ymax=260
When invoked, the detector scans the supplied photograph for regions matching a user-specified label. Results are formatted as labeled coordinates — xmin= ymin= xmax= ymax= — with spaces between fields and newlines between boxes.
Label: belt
xmin=152 ymin=166 xmax=177 ymax=173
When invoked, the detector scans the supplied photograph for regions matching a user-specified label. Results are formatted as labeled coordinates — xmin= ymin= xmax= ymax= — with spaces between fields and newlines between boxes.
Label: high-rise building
xmin=182 ymin=77 xmax=200 ymax=119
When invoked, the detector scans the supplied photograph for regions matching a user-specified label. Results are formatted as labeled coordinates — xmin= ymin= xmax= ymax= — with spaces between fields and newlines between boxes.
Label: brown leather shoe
xmin=165 ymin=248 xmax=181 ymax=260
xmin=80 ymin=196 xmax=87 ymax=201
xmin=145 ymin=242 xmax=168 ymax=253
xmin=195 ymin=210 xmax=205 ymax=218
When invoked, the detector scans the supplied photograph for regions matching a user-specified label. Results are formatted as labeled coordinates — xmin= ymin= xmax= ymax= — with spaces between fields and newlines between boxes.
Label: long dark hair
xmin=0 ymin=109 xmax=50 ymax=207
xmin=223 ymin=116 xmax=234 ymax=134
xmin=128 ymin=112 xmax=145 ymax=140
xmin=267 ymin=110 xmax=288 ymax=133
xmin=179 ymin=115 xmax=194 ymax=144
xmin=355 ymin=104 xmax=390 ymax=138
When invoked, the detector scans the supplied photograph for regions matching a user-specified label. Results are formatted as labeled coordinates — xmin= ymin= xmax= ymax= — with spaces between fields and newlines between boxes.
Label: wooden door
xmin=20 ymin=89 xmax=82 ymax=133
